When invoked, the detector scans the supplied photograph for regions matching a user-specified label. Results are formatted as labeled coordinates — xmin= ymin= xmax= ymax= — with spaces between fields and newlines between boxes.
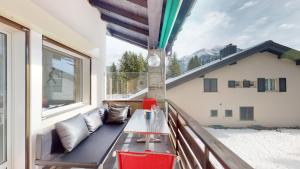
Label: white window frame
xmin=42 ymin=41 xmax=90 ymax=118
xmin=0 ymin=28 xmax=11 ymax=169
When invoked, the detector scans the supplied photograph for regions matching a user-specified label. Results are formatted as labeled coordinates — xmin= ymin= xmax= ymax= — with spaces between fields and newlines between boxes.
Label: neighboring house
xmin=166 ymin=41 xmax=300 ymax=127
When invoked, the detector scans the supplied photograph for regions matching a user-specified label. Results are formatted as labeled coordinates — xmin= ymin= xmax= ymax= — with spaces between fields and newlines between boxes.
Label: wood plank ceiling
xmin=89 ymin=0 xmax=165 ymax=49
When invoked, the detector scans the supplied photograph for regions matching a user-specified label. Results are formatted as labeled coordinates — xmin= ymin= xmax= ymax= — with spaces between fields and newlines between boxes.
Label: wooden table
xmin=124 ymin=109 xmax=170 ymax=149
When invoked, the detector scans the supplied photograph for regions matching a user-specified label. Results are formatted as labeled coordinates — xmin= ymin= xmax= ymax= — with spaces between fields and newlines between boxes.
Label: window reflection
xmin=42 ymin=46 xmax=83 ymax=111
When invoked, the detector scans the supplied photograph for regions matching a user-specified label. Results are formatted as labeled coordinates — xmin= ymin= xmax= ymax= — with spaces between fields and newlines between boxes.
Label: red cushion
xmin=117 ymin=151 xmax=176 ymax=169
xmin=143 ymin=98 xmax=157 ymax=110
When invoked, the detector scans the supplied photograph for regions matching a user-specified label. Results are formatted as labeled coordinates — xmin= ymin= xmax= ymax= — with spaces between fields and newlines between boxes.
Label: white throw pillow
xmin=84 ymin=110 xmax=103 ymax=133
xmin=55 ymin=114 xmax=90 ymax=152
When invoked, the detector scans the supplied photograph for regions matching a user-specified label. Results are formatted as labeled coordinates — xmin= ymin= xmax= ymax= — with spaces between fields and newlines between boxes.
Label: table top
xmin=124 ymin=109 xmax=170 ymax=135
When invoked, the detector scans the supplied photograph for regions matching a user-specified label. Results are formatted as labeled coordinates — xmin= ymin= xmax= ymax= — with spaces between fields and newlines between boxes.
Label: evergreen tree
xmin=187 ymin=55 xmax=200 ymax=71
xmin=109 ymin=62 xmax=118 ymax=94
xmin=110 ymin=62 xmax=117 ymax=72
xmin=167 ymin=53 xmax=181 ymax=78
xmin=118 ymin=51 xmax=147 ymax=93
xmin=119 ymin=51 xmax=147 ymax=73
xmin=138 ymin=53 xmax=148 ymax=72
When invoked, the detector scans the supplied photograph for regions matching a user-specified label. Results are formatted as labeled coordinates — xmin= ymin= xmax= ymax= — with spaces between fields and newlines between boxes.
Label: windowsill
xmin=42 ymin=102 xmax=86 ymax=119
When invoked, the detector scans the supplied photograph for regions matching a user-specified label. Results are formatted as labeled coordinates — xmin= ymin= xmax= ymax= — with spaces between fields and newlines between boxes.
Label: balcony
xmin=1 ymin=0 xmax=299 ymax=169
xmin=99 ymin=99 xmax=253 ymax=169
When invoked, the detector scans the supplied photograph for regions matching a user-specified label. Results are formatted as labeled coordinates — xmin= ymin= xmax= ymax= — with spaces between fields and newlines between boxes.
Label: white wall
xmin=0 ymin=0 xmax=106 ymax=56
xmin=0 ymin=0 xmax=107 ymax=168
xmin=29 ymin=31 xmax=43 ymax=169
xmin=32 ymin=0 xmax=105 ymax=48
xmin=167 ymin=52 xmax=300 ymax=127
xmin=11 ymin=31 xmax=26 ymax=169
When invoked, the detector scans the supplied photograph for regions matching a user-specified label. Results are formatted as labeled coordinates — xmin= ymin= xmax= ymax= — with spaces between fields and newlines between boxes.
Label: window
xmin=42 ymin=44 xmax=90 ymax=113
xmin=243 ymin=80 xmax=251 ymax=88
xmin=210 ymin=110 xmax=218 ymax=117
xmin=258 ymin=78 xmax=286 ymax=92
xmin=265 ymin=79 xmax=276 ymax=91
xmin=204 ymin=78 xmax=218 ymax=92
xmin=257 ymin=78 xmax=265 ymax=92
xmin=0 ymin=32 xmax=7 ymax=164
xmin=235 ymin=81 xmax=242 ymax=88
xmin=229 ymin=80 xmax=254 ymax=88
xmin=228 ymin=80 xmax=236 ymax=88
xmin=225 ymin=110 xmax=232 ymax=117
xmin=279 ymin=78 xmax=286 ymax=92
xmin=240 ymin=107 xmax=254 ymax=121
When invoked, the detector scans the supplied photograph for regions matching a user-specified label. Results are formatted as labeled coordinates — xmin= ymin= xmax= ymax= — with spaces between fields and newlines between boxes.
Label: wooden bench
xmin=35 ymin=108 xmax=128 ymax=169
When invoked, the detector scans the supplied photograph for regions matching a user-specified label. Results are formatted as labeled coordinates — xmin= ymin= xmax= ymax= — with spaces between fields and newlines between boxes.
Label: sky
xmin=106 ymin=0 xmax=300 ymax=66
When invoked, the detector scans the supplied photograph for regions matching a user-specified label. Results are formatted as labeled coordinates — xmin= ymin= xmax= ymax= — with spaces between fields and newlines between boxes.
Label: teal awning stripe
xmin=159 ymin=0 xmax=173 ymax=48
xmin=159 ymin=0 xmax=183 ymax=49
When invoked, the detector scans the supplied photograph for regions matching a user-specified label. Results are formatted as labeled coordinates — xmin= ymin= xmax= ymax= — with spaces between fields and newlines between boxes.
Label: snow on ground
xmin=206 ymin=128 xmax=300 ymax=169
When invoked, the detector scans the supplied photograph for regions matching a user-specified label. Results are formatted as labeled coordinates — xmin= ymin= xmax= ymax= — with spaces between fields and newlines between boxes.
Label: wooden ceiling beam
xmin=90 ymin=0 xmax=148 ymax=25
xmin=108 ymin=28 xmax=148 ymax=49
xmin=127 ymin=0 xmax=148 ymax=8
xmin=147 ymin=0 xmax=164 ymax=48
xmin=101 ymin=14 xmax=149 ymax=36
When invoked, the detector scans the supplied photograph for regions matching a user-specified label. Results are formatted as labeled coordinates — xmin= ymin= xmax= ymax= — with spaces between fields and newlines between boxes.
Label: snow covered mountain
xmin=178 ymin=46 xmax=223 ymax=72
xmin=178 ymin=46 xmax=243 ymax=73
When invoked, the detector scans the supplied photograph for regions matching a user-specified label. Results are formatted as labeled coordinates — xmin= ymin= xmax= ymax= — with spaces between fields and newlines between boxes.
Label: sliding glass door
xmin=0 ymin=32 xmax=7 ymax=168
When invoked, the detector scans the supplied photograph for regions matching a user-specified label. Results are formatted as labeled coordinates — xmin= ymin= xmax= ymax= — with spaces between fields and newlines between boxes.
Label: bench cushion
xmin=55 ymin=114 xmax=90 ymax=152
xmin=50 ymin=122 xmax=127 ymax=167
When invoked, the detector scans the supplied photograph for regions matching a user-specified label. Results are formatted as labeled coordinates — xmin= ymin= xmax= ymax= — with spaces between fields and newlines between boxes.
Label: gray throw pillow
xmin=84 ymin=110 xmax=103 ymax=133
xmin=106 ymin=107 xmax=128 ymax=123
xmin=55 ymin=114 xmax=89 ymax=152
xmin=110 ymin=103 xmax=128 ymax=108
xmin=110 ymin=104 xmax=131 ymax=117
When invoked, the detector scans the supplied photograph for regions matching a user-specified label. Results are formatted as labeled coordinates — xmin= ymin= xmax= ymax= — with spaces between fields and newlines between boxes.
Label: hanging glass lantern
xmin=148 ymin=53 xmax=160 ymax=67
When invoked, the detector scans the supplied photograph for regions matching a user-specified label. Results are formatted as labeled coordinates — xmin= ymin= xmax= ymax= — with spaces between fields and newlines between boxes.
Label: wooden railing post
xmin=175 ymin=110 xmax=179 ymax=154
xmin=165 ymin=99 xmax=253 ymax=169
xmin=204 ymin=147 xmax=210 ymax=169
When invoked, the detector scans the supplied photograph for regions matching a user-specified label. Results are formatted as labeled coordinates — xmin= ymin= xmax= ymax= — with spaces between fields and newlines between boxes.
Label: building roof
xmin=166 ymin=40 xmax=300 ymax=89
xmin=89 ymin=0 xmax=196 ymax=52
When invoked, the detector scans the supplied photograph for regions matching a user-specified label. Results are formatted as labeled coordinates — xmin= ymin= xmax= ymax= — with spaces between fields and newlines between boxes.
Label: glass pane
xmin=106 ymin=72 xmax=148 ymax=99
xmin=42 ymin=46 xmax=83 ymax=111
xmin=0 ymin=33 xmax=7 ymax=164
xmin=271 ymin=79 xmax=276 ymax=91
xmin=265 ymin=79 xmax=270 ymax=91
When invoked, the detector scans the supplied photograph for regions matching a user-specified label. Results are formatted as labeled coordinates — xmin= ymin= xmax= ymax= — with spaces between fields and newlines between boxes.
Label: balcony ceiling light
xmin=148 ymin=53 xmax=160 ymax=67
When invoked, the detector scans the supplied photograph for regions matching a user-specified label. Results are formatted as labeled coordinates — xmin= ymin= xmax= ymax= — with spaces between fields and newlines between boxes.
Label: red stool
xmin=143 ymin=98 xmax=157 ymax=110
